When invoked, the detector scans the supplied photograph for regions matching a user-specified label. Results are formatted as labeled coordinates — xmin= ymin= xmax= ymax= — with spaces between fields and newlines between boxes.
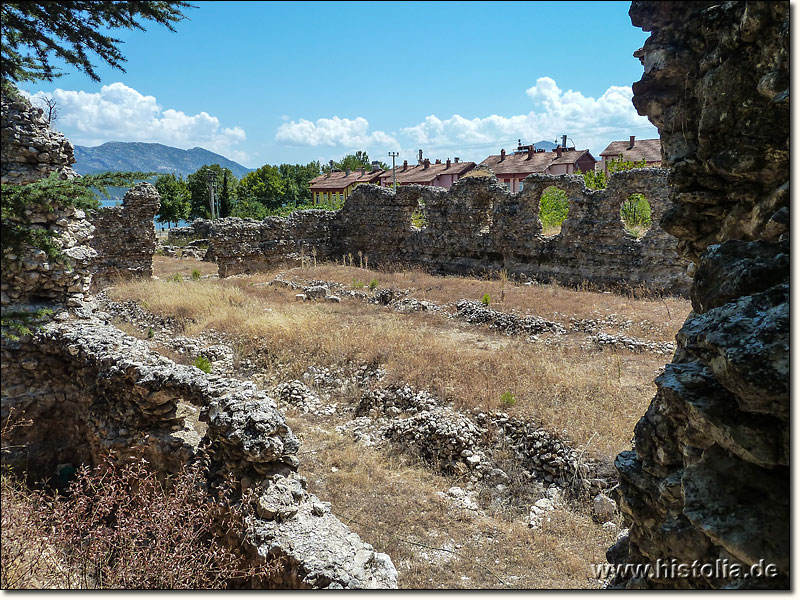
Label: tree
xmin=1 ymin=2 xmax=192 ymax=86
xmin=278 ymin=161 xmax=320 ymax=205
xmin=322 ymin=151 xmax=387 ymax=174
xmin=154 ymin=173 xmax=190 ymax=228
xmin=186 ymin=164 xmax=236 ymax=220
xmin=32 ymin=93 xmax=58 ymax=124
xmin=237 ymin=165 xmax=285 ymax=211
xmin=219 ymin=171 xmax=232 ymax=218
xmin=577 ymin=156 xmax=647 ymax=190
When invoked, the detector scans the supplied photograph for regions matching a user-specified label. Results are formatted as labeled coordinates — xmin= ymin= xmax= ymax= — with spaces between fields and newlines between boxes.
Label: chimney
xmin=403 ymin=160 xmax=408 ymax=171
xmin=371 ymin=160 xmax=380 ymax=171
xmin=454 ymin=157 xmax=460 ymax=163
xmin=435 ymin=159 xmax=441 ymax=164
xmin=345 ymin=167 xmax=351 ymax=176
xmin=562 ymin=135 xmax=567 ymax=149
xmin=360 ymin=168 xmax=365 ymax=175
xmin=446 ymin=158 xmax=451 ymax=168
xmin=629 ymin=135 xmax=636 ymax=148
xmin=423 ymin=159 xmax=430 ymax=169
xmin=527 ymin=145 xmax=534 ymax=160
xmin=418 ymin=149 xmax=423 ymax=164
xmin=556 ymin=147 xmax=562 ymax=158
xmin=500 ymin=149 xmax=506 ymax=162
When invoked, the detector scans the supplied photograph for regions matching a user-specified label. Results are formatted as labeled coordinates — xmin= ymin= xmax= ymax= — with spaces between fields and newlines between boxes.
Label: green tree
xmin=154 ymin=173 xmax=190 ymax=228
xmin=278 ymin=161 xmax=320 ymax=205
xmin=218 ymin=171 xmax=232 ymax=218
xmin=539 ymin=186 xmax=569 ymax=232
xmin=322 ymin=151 xmax=387 ymax=174
xmin=1 ymin=2 xmax=192 ymax=86
xmin=229 ymin=196 xmax=268 ymax=220
xmin=578 ymin=156 xmax=647 ymax=190
xmin=237 ymin=164 xmax=285 ymax=211
xmin=186 ymin=164 xmax=235 ymax=220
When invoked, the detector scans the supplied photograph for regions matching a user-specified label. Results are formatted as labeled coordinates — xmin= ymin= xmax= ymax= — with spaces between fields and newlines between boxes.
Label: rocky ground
xmin=97 ymin=257 xmax=690 ymax=588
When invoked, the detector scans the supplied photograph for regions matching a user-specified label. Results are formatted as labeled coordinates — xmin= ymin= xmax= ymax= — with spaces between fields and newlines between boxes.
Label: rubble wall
xmin=210 ymin=169 xmax=691 ymax=294
xmin=610 ymin=1 xmax=789 ymax=589
xmin=89 ymin=183 xmax=161 ymax=291
xmin=1 ymin=93 xmax=397 ymax=589
xmin=1 ymin=98 xmax=76 ymax=185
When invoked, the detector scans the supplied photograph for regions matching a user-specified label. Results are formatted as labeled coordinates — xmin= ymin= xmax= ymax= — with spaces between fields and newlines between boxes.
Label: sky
xmin=21 ymin=1 xmax=660 ymax=170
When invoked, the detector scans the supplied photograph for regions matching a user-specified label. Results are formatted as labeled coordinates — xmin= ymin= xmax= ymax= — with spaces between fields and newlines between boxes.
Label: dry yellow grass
xmin=281 ymin=263 xmax=688 ymax=342
xmin=288 ymin=418 xmax=617 ymax=589
xmin=108 ymin=265 xmax=684 ymax=459
xmin=152 ymin=255 xmax=218 ymax=279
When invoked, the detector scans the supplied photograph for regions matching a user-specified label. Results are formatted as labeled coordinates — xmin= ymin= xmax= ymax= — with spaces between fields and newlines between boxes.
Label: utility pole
xmin=388 ymin=151 xmax=399 ymax=192
xmin=206 ymin=171 xmax=217 ymax=220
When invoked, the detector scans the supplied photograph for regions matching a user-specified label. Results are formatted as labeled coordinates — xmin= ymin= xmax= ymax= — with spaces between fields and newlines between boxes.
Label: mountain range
xmin=73 ymin=142 xmax=252 ymax=179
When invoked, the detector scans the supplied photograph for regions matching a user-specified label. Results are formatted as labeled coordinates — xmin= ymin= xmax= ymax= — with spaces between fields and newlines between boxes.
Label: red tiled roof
xmin=379 ymin=161 xmax=476 ymax=185
xmin=599 ymin=139 xmax=662 ymax=163
xmin=479 ymin=149 xmax=594 ymax=176
xmin=309 ymin=169 xmax=383 ymax=191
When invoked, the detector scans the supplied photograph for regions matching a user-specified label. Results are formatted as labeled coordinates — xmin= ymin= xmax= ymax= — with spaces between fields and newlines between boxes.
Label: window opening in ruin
xmin=621 ymin=193 xmax=652 ymax=239
xmin=411 ymin=198 xmax=427 ymax=230
xmin=539 ymin=186 xmax=569 ymax=236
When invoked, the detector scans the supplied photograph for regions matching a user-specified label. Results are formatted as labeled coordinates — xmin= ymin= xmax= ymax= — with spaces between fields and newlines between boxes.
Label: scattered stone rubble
xmin=454 ymin=299 xmax=566 ymax=336
xmin=209 ymin=170 xmax=691 ymax=295
xmin=609 ymin=1 xmax=789 ymax=589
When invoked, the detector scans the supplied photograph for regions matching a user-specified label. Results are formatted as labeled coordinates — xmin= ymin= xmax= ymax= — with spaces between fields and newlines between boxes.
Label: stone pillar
xmin=90 ymin=182 xmax=160 ymax=290
xmin=610 ymin=1 xmax=789 ymax=589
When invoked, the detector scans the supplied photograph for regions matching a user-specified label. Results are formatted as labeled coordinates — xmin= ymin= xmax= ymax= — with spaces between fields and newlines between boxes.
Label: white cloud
xmin=24 ymin=83 xmax=249 ymax=163
xmin=401 ymin=77 xmax=657 ymax=159
xmin=275 ymin=116 xmax=399 ymax=150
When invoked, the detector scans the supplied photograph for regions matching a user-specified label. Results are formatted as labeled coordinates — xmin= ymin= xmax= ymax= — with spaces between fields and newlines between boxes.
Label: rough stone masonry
xmin=609 ymin=1 xmax=789 ymax=589
xmin=0 ymin=95 xmax=397 ymax=589
xmin=208 ymin=168 xmax=692 ymax=295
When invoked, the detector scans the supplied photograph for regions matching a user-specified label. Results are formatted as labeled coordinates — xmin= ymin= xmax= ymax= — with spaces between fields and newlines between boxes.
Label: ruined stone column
xmin=610 ymin=1 xmax=789 ymax=589
xmin=90 ymin=182 xmax=161 ymax=290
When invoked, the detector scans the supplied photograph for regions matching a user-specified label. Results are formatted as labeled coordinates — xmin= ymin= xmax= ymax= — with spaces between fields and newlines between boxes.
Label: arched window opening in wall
xmin=621 ymin=193 xmax=652 ymax=239
xmin=539 ymin=186 xmax=569 ymax=236
xmin=411 ymin=197 xmax=427 ymax=230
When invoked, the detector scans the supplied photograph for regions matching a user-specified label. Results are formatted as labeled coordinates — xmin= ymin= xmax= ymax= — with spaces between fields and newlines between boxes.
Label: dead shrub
xmin=1 ymin=457 xmax=277 ymax=589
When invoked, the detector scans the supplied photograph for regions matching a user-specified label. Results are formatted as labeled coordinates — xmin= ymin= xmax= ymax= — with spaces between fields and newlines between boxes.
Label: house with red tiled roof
xmin=478 ymin=144 xmax=597 ymax=193
xmin=598 ymin=136 xmax=662 ymax=174
xmin=308 ymin=167 xmax=383 ymax=205
xmin=378 ymin=157 xmax=476 ymax=189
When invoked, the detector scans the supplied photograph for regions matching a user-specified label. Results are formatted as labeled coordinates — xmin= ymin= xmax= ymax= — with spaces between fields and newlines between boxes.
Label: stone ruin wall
xmin=609 ymin=1 xmax=789 ymax=589
xmin=1 ymin=98 xmax=77 ymax=185
xmin=89 ymin=183 xmax=161 ymax=291
xmin=1 ymin=96 xmax=397 ymax=588
xmin=1 ymin=98 xmax=94 ymax=310
xmin=210 ymin=169 xmax=692 ymax=295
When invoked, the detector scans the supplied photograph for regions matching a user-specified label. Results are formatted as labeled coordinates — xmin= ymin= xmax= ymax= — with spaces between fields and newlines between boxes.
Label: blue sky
xmin=22 ymin=1 xmax=660 ymax=169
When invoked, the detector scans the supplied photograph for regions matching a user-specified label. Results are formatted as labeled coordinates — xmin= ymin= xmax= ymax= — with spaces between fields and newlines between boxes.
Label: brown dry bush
xmin=1 ymin=457 xmax=272 ymax=589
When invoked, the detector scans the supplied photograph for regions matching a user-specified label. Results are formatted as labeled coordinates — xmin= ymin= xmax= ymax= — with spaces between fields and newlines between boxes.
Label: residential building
xmin=378 ymin=157 xmax=476 ymax=189
xmin=598 ymin=136 xmax=662 ymax=173
xmin=308 ymin=167 xmax=383 ymax=205
xmin=478 ymin=143 xmax=597 ymax=193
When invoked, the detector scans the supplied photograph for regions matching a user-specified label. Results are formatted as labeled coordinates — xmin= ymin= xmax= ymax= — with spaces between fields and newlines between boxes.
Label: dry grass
xmin=281 ymin=263 xmax=688 ymax=342
xmin=153 ymin=255 xmax=218 ymax=279
xmin=107 ymin=266 xmax=682 ymax=459
xmin=289 ymin=419 xmax=616 ymax=589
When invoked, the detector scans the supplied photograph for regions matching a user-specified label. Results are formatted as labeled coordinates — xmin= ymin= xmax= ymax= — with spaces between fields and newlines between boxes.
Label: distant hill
xmin=532 ymin=140 xmax=558 ymax=151
xmin=73 ymin=141 xmax=252 ymax=179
